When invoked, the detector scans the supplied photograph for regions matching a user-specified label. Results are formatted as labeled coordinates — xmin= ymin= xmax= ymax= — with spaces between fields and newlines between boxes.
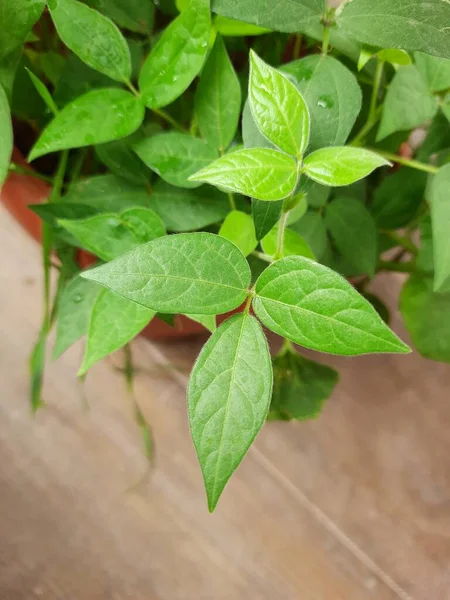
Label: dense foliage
xmin=1 ymin=0 xmax=449 ymax=510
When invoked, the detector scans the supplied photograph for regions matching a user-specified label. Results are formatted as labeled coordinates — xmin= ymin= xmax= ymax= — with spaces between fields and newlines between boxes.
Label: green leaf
xmin=0 ymin=83 xmax=12 ymax=188
xmin=400 ymin=275 xmax=450 ymax=363
xmin=337 ymin=0 xmax=450 ymax=60
xmin=95 ymin=137 xmax=152 ymax=185
xmin=286 ymin=193 xmax=308 ymax=225
xmin=430 ymin=164 xmax=450 ymax=292
xmin=219 ymin=210 xmax=257 ymax=256
xmin=189 ymin=148 xmax=298 ymax=201
xmin=81 ymin=233 xmax=251 ymax=315
xmin=261 ymin=227 xmax=315 ymax=260
xmin=325 ymin=197 xmax=377 ymax=277
xmin=0 ymin=47 xmax=22 ymax=104
xmin=29 ymin=203 xmax=98 ymax=224
xmin=249 ymin=51 xmax=310 ymax=157
xmin=53 ymin=275 xmax=101 ymax=359
xmin=253 ymin=256 xmax=410 ymax=355
xmin=377 ymin=65 xmax=438 ymax=141
xmin=185 ymin=314 xmax=216 ymax=332
xmin=85 ymin=0 xmax=154 ymax=33
xmin=282 ymin=56 xmax=362 ymax=151
xmin=188 ymin=313 xmax=272 ymax=511
xmin=59 ymin=207 xmax=166 ymax=262
xmin=252 ymin=199 xmax=283 ymax=241
xmin=195 ymin=35 xmax=241 ymax=153
xmin=359 ymin=47 xmax=411 ymax=71
xmin=0 ymin=0 xmax=45 ymax=58
xmin=269 ymin=348 xmax=338 ymax=421
xmin=30 ymin=326 xmax=47 ymax=413
xmin=132 ymin=132 xmax=218 ymax=189
xmin=149 ymin=180 xmax=230 ymax=231
xmin=49 ymin=0 xmax=131 ymax=82
xmin=79 ymin=289 xmax=155 ymax=375
xmin=213 ymin=16 xmax=270 ymax=36
xmin=290 ymin=210 xmax=327 ymax=259
xmin=305 ymin=181 xmax=330 ymax=208
xmin=303 ymin=147 xmax=389 ymax=187
xmin=415 ymin=52 xmax=450 ymax=93
xmin=139 ymin=0 xmax=211 ymax=109
xmin=25 ymin=69 xmax=59 ymax=116
xmin=29 ymin=89 xmax=145 ymax=160
xmin=370 ymin=168 xmax=426 ymax=229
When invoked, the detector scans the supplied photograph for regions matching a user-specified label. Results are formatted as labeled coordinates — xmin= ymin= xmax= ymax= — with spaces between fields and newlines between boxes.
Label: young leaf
xmin=261 ymin=227 xmax=315 ymax=260
xmin=414 ymin=52 xmax=450 ymax=93
xmin=188 ymin=313 xmax=273 ymax=511
xmin=132 ymin=133 xmax=218 ymax=189
xmin=290 ymin=211 xmax=327 ymax=259
xmin=430 ymin=164 xmax=450 ymax=292
xmin=303 ymin=147 xmax=389 ymax=187
xmin=189 ymin=148 xmax=298 ymax=201
xmin=29 ymin=89 xmax=145 ymax=161
xmin=139 ymin=0 xmax=211 ymax=109
xmin=53 ymin=275 xmax=101 ymax=359
xmin=0 ymin=0 xmax=45 ymax=59
xmin=195 ymin=35 xmax=241 ymax=152
xmin=282 ymin=56 xmax=362 ymax=151
xmin=0 ymin=83 xmax=12 ymax=188
xmin=149 ymin=181 xmax=230 ymax=232
xmin=253 ymin=256 xmax=410 ymax=355
xmin=337 ymin=0 xmax=450 ymax=60
xmin=185 ymin=314 xmax=217 ymax=333
xmin=213 ymin=16 xmax=270 ymax=36
xmin=219 ymin=211 xmax=257 ymax=257
xmin=268 ymin=349 xmax=338 ymax=421
xmin=48 ymin=0 xmax=131 ymax=82
xmin=249 ymin=51 xmax=310 ymax=157
xmin=377 ymin=65 xmax=438 ymax=141
xmin=252 ymin=199 xmax=283 ymax=241
xmin=59 ymin=207 xmax=166 ymax=262
xmin=81 ymin=233 xmax=251 ymax=314
xmin=79 ymin=289 xmax=155 ymax=375
xmin=400 ymin=275 xmax=450 ymax=363
xmin=325 ymin=197 xmax=377 ymax=277
xmin=85 ymin=0 xmax=154 ymax=34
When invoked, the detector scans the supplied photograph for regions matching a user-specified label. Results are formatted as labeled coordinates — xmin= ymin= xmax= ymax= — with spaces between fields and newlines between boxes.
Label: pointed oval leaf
xmin=218 ymin=210 xmax=257 ymax=256
xmin=415 ymin=52 xmax=450 ymax=93
xmin=303 ymin=147 xmax=389 ymax=187
xmin=59 ymin=207 xmax=166 ymax=262
xmin=81 ymin=233 xmax=251 ymax=314
xmin=0 ymin=0 xmax=45 ymax=58
xmin=49 ymin=0 xmax=131 ymax=82
xmin=249 ymin=51 xmax=310 ymax=157
xmin=29 ymin=89 xmax=145 ymax=160
xmin=139 ymin=0 xmax=211 ymax=109
xmin=0 ymin=83 xmax=13 ymax=188
xmin=253 ymin=256 xmax=410 ymax=355
xmin=252 ymin=199 xmax=283 ymax=241
xmin=195 ymin=35 xmax=241 ymax=152
xmin=185 ymin=314 xmax=217 ymax=333
xmin=188 ymin=313 xmax=273 ymax=511
xmin=132 ymin=132 xmax=218 ymax=189
xmin=261 ymin=226 xmax=315 ymax=260
xmin=189 ymin=148 xmax=298 ymax=201
xmin=430 ymin=164 xmax=450 ymax=292
xmin=213 ymin=16 xmax=270 ymax=36
xmin=79 ymin=289 xmax=155 ymax=375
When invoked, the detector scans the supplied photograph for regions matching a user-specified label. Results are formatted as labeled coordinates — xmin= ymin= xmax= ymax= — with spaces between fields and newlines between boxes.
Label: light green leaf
xmin=139 ymin=0 xmax=211 ymax=109
xmin=189 ymin=148 xmax=298 ymax=201
xmin=95 ymin=137 xmax=152 ymax=185
xmin=79 ymin=289 xmax=155 ymax=375
xmin=377 ymin=65 xmax=438 ymax=141
xmin=325 ymin=197 xmax=377 ymax=277
xmin=0 ymin=0 xmax=45 ymax=58
xmin=195 ymin=35 xmax=241 ymax=153
xmin=290 ymin=210 xmax=327 ymax=259
xmin=303 ymin=147 xmax=389 ymax=187
xmin=29 ymin=89 xmax=145 ymax=161
xmin=53 ymin=275 xmax=101 ymax=359
xmin=49 ymin=0 xmax=131 ymax=82
xmin=358 ymin=47 xmax=411 ymax=71
xmin=213 ymin=16 xmax=270 ymax=36
xmin=268 ymin=348 xmax=338 ymax=421
xmin=0 ymin=83 xmax=12 ymax=188
xmin=253 ymin=256 xmax=410 ymax=355
xmin=85 ymin=0 xmax=154 ymax=33
xmin=430 ymin=164 xmax=450 ymax=292
xmin=415 ymin=52 xmax=450 ymax=93
xmin=185 ymin=314 xmax=216 ymax=332
xmin=400 ymin=275 xmax=450 ymax=363
xmin=81 ymin=233 xmax=251 ymax=315
xmin=249 ymin=51 xmax=310 ymax=157
xmin=188 ymin=313 xmax=272 ymax=511
xmin=282 ymin=56 xmax=362 ymax=151
xmin=252 ymin=199 xmax=283 ymax=241
xmin=261 ymin=226 xmax=314 ymax=260
xmin=149 ymin=181 xmax=230 ymax=232
xmin=132 ymin=132 xmax=218 ymax=189
xmin=59 ymin=207 xmax=166 ymax=261
xmin=337 ymin=0 xmax=450 ymax=60
xmin=219 ymin=211 xmax=257 ymax=257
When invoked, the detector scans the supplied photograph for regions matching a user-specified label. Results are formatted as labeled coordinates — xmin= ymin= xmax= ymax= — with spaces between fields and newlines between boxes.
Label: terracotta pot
xmin=0 ymin=150 xmax=214 ymax=341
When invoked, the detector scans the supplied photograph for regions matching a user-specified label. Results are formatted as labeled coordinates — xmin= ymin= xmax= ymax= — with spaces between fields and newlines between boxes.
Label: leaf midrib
xmin=95 ymin=271 xmax=247 ymax=292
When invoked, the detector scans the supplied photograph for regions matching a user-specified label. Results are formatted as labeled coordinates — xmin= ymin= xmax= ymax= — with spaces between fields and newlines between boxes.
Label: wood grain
xmin=0 ymin=208 xmax=449 ymax=600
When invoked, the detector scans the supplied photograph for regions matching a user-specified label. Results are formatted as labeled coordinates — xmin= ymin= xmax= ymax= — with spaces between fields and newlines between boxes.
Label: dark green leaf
xmin=305 ymin=181 xmax=330 ymax=208
xmin=0 ymin=47 xmax=22 ymax=104
xmin=85 ymin=0 xmax=154 ymax=33
xmin=290 ymin=210 xmax=327 ymax=259
xmin=242 ymin=101 xmax=276 ymax=150
xmin=430 ymin=164 xmax=450 ymax=292
xmin=252 ymin=199 xmax=283 ymax=241
xmin=95 ymin=137 xmax=152 ymax=185
xmin=29 ymin=203 xmax=98 ymax=225
xmin=25 ymin=68 xmax=59 ymax=115
xmin=415 ymin=52 xmax=450 ymax=93
xmin=0 ymin=83 xmax=12 ymax=188
xmin=219 ymin=210 xmax=257 ymax=256
xmin=0 ymin=0 xmax=45 ymax=58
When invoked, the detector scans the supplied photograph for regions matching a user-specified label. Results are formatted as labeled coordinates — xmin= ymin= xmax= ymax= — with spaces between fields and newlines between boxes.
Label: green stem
xmin=321 ymin=25 xmax=330 ymax=56
xmin=227 ymin=192 xmax=236 ymax=211
xmin=70 ymin=148 xmax=88 ymax=182
xmin=9 ymin=163 xmax=54 ymax=184
xmin=381 ymin=230 xmax=419 ymax=255
xmin=293 ymin=33 xmax=302 ymax=59
xmin=371 ymin=149 xmax=439 ymax=174
xmin=275 ymin=211 xmax=289 ymax=260
xmin=125 ymin=80 xmax=140 ymax=97
xmin=369 ymin=59 xmax=384 ymax=123
xmin=151 ymin=107 xmax=186 ymax=133
xmin=377 ymin=260 xmax=416 ymax=273
xmin=252 ymin=251 xmax=273 ymax=263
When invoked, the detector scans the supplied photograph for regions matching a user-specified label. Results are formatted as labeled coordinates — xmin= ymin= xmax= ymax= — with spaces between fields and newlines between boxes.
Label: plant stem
xmin=227 ymin=192 xmax=236 ymax=211
xmin=371 ymin=149 xmax=439 ymax=174
xmin=275 ymin=211 xmax=289 ymax=260
xmin=151 ymin=107 xmax=186 ymax=132
xmin=9 ymin=163 xmax=54 ymax=184
xmin=70 ymin=148 xmax=88 ymax=182
xmin=125 ymin=80 xmax=140 ymax=97
xmin=369 ymin=59 xmax=384 ymax=124
xmin=293 ymin=33 xmax=302 ymax=59
xmin=377 ymin=260 xmax=415 ymax=273
xmin=252 ymin=251 xmax=273 ymax=263
xmin=382 ymin=230 xmax=419 ymax=255
xmin=321 ymin=25 xmax=330 ymax=56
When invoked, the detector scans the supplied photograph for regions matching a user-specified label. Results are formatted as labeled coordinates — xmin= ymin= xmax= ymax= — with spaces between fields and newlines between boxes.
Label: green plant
xmin=1 ymin=0 xmax=449 ymax=510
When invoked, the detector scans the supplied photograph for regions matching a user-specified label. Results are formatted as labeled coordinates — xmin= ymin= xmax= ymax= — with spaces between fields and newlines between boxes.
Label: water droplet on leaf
xmin=317 ymin=95 xmax=333 ymax=109
xmin=74 ymin=294 xmax=83 ymax=303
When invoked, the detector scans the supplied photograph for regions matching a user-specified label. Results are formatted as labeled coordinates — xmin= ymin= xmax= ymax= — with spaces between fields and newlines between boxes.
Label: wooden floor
xmin=1 ymin=208 xmax=449 ymax=600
